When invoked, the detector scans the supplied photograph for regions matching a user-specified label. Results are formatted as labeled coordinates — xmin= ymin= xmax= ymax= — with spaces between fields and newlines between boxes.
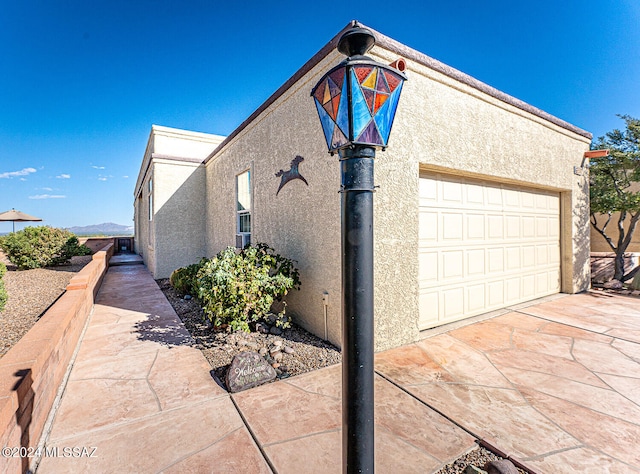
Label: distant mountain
xmin=66 ymin=223 xmax=134 ymax=236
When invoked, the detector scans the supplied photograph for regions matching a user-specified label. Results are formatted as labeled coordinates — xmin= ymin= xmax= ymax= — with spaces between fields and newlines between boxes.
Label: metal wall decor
xmin=275 ymin=155 xmax=308 ymax=195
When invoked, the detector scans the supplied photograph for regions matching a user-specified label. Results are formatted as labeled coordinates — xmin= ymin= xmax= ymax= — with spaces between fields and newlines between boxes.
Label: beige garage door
xmin=419 ymin=172 xmax=560 ymax=330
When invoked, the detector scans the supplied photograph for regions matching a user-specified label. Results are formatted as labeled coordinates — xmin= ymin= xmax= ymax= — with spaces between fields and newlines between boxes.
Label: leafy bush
xmin=0 ymin=226 xmax=92 ymax=270
xmin=196 ymin=243 xmax=301 ymax=332
xmin=169 ymin=258 xmax=207 ymax=296
xmin=0 ymin=263 xmax=7 ymax=311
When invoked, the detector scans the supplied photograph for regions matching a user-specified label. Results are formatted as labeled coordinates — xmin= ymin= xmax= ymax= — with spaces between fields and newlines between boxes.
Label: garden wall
xmin=0 ymin=243 xmax=114 ymax=473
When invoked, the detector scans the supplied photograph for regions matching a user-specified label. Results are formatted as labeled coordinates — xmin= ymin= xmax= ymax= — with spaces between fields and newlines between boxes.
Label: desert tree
xmin=590 ymin=115 xmax=640 ymax=281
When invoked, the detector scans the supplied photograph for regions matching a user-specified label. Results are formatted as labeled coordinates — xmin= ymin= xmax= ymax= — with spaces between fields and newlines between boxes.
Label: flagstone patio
xmin=35 ymin=263 xmax=640 ymax=473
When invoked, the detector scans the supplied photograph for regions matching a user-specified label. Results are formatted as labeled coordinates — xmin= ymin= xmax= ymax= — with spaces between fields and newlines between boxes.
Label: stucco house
xmin=134 ymin=22 xmax=592 ymax=351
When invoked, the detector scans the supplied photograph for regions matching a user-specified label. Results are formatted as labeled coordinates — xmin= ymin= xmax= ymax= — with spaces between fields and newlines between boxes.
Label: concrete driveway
xmin=374 ymin=291 xmax=640 ymax=472
xmin=238 ymin=291 xmax=640 ymax=473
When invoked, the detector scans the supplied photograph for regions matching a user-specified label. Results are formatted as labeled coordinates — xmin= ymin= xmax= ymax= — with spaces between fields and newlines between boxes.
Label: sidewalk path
xmin=38 ymin=265 xmax=271 ymax=473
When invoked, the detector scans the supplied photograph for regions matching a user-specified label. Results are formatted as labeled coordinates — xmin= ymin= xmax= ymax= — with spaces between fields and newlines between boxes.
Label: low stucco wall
xmin=0 ymin=244 xmax=113 ymax=473
xmin=590 ymin=214 xmax=640 ymax=253
xmin=591 ymin=252 xmax=639 ymax=283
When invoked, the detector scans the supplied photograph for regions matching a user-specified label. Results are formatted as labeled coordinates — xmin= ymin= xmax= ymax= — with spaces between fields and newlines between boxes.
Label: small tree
xmin=590 ymin=115 xmax=640 ymax=281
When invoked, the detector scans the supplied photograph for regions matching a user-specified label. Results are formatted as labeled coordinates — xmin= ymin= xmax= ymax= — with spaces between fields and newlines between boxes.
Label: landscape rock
xmin=256 ymin=322 xmax=270 ymax=334
xmin=226 ymin=351 xmax=277 ymax=393
xmin=484 ymin=459 xmax=518 ymax=474
xmin=603 ymin=279 xmax=623 ymax=289
xmin=464 ymin=466 xmax=487 ymax=474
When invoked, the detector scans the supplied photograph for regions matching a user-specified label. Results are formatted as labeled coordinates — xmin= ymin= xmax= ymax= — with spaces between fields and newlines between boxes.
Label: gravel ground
xmin=434 ymin=446 xmax=527 ymax=474
xmin=0 ymin=252 xmax=92 ymax=358
xmin=156 ymin=278 xmax=342 ymax=389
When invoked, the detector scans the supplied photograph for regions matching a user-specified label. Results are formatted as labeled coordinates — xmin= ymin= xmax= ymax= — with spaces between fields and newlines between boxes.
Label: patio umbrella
xmin=0 ymin=208 xmax=42 ymax=233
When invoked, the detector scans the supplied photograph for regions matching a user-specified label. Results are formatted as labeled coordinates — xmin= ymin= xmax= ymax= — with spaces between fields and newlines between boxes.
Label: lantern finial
xmin=337 ymin=24 xmax=375 ymax=57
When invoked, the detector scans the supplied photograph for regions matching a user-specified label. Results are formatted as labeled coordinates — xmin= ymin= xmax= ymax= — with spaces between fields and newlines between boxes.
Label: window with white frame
xmin=237 ymin=170 xmax=251 ymax=245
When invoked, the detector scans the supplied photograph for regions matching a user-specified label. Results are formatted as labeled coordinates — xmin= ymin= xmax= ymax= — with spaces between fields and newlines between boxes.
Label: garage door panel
xmin=442 ymin=250 xmax=464 ymax=279
xmin=505 ymin=277 xmax=521 ymax=303
xmin=442 ymin=180 xmax=463 ymax=202
xmin=443 ymin=288 xmax=465 ymax=319
xmin=419 ymin=251 xmax=438 ymax=282
xmin=467 ymin=214 xmax=485 ymax=239
xmin=466 ymin=183 xmax=484 ymax=204
xmin=419 ymin=173 xmax=560 ymax=330
xmin=549 ymin=217 xmax=560 ymax=237
xmin=505 ymin=247 xmax=520 ymax=270
xmin=419 ymin=291 xmax=439 ymax=328
xmin=419 ymin=177 xmax=437 ymax=203
xmin=466 ymin=284 xmax=486 ymax=312
xmin=467 ymin=249 xmax=485 ymax=275
xmin=443 ymin=213 xmax=464 ymax=240
xmin=419 ymin=212 xmax=438 ymax=240
xmin=488 ymin=281 xmax=504 ymax=306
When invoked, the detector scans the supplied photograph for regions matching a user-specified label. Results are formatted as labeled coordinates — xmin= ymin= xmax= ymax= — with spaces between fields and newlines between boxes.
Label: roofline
xmin=203 ymin=21 xmax=591 ymax=165
xmin=151 ymin=124 xmax=226 ymax=143
xmin=373 ymin=29 xmax=592 ymax=140
xmin=134 ymin=125 xmax=224 ymax=196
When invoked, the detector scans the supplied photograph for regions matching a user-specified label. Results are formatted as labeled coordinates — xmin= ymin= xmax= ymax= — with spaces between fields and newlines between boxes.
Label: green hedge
xmin=0 ymin=226 xmax=92 ymax=270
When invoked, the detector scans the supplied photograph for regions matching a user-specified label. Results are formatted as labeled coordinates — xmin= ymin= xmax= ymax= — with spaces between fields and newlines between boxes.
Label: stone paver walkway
xmin=38 ymin=265 xmax=270 ymax=473
xmin=37 ymin=262 xmax=640 ymax=473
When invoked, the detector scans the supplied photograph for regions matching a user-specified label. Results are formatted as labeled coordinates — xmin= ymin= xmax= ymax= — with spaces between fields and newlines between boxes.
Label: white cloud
xmin=0 ymin=167 xmax=37 ymax=179
xmin=92 ymin=165 xmax=105 ymax=170
xmin=98 ymin=177 xmax=107 ymax=181
xmin=122 ymin=175 xmax=129 ymax=179
xmin=41 ymin=187 xmax=53 ymax=191
xmin=29 ymin=194 xmax=66 ymax=199
xmin=56 ymin=173 xmax=71 ymax=179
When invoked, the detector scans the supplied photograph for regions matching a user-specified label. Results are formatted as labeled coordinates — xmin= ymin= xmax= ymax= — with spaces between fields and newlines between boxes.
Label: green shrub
xmin=0 ymin=263 xmax=7 ymax=311
xmin=169 ymin=258 xmax=207 ymax=296
xmin=196 ymin=243 xmax=301 ymax=332
xmin=0 ymin=226 xmax=92 ymax=270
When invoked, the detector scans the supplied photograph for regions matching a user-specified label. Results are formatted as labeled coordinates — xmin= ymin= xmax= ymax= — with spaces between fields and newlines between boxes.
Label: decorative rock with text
xmin=226 ymin=351 xmax=277 ymax=393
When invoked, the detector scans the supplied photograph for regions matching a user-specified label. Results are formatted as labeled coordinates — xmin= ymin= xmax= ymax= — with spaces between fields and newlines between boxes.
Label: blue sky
xmin=1 ymin=0 xmax=638 ymax=232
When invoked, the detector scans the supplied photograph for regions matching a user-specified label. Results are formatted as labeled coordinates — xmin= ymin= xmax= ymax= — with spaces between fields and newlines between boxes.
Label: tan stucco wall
xmin=204 ymin=41 xmax=590 ymax=351
xmin=204 ymin=53 xmax=344 ymax=346
xmin=153 ymin=159 xmax=207 ymax=278
xmin=134 ymin=126 xmax=225 ymax=278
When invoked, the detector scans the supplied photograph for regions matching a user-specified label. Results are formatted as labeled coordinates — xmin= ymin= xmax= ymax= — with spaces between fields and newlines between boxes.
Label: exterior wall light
xmin=311 ymin=22 xmax=406 ymax=474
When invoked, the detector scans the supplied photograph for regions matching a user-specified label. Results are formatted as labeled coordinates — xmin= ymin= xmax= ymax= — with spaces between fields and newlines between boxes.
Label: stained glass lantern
xmin=311 ymin=25 xmax=406 ymax=154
